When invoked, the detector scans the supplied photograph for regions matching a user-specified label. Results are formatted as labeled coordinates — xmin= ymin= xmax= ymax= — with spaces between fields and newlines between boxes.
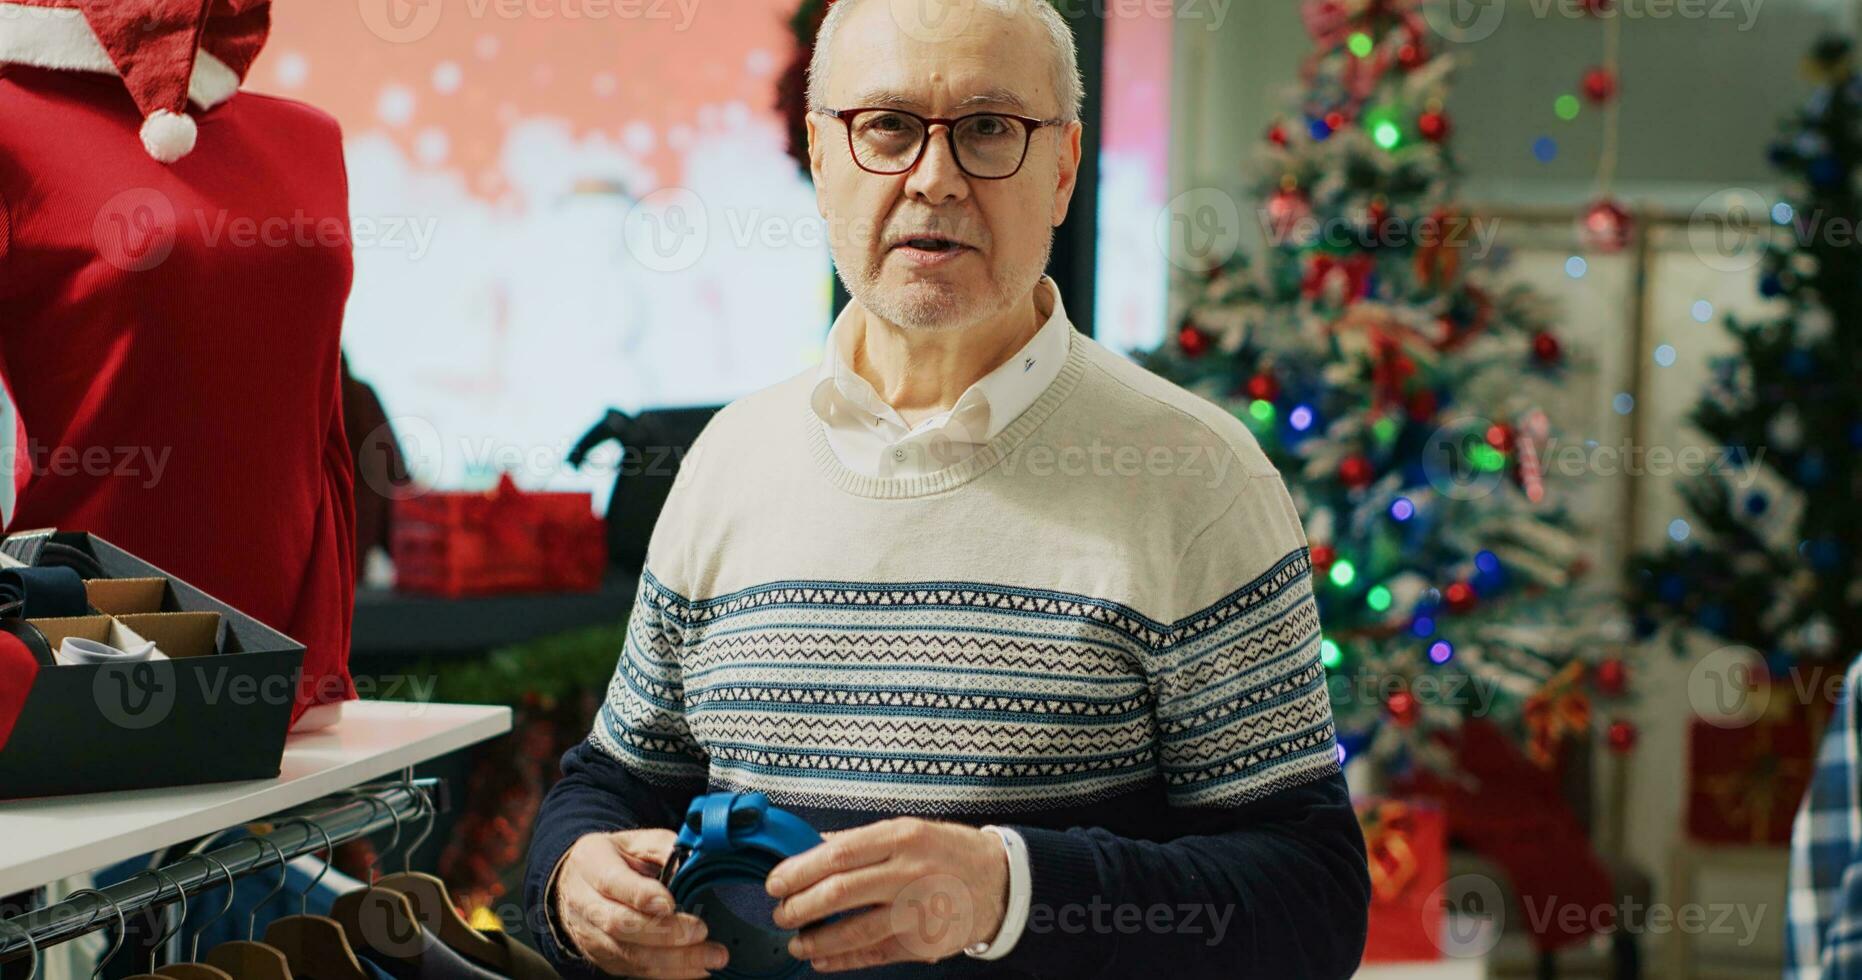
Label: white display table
xmin=0 ymin=700 xmax=511 ymax=895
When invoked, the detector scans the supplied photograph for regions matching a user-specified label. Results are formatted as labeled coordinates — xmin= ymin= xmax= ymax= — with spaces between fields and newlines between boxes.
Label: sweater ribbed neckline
xmin=804 ymin=324 xmax=1090 ymax=499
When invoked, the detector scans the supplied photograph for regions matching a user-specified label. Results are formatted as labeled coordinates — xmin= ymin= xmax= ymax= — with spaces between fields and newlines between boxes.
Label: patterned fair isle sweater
xmin=526 ymin=326 xmax=1370 ymax=978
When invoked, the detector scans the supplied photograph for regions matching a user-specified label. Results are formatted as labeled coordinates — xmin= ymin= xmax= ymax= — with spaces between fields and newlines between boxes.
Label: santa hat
xmin=0 ymin=0 xmax=271 ymax=163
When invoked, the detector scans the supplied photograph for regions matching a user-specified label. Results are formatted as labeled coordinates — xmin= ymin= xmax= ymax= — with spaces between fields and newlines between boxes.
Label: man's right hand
xmin=554 ymin=829 xmax=731 ymax=978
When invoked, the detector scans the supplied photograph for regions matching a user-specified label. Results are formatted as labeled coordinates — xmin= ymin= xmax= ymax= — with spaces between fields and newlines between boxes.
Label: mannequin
xmin=0 ymin=0 xmax=356 ymax=732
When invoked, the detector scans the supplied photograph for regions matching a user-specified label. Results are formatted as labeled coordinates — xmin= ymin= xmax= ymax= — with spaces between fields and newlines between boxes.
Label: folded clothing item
xmin=54 ymin=635 xmax=167 ymax=666
xmin=0 ymin=565 xmax=87 ymax=619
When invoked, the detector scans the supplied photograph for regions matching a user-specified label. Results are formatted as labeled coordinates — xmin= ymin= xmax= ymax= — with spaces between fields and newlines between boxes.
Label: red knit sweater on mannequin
xmin=0 ymin=65 xmax=357 ymax=729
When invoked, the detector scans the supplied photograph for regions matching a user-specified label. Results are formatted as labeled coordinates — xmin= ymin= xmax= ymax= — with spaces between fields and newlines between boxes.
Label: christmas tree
xmin=1628 ymin=36 xmax=1862 ymax=675
xmin=1138 ymin=0 xmax=1624 ymax=774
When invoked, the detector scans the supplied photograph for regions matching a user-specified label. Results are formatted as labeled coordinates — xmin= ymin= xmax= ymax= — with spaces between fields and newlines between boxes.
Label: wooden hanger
xmin=325 ymin=794 xmax=428 ymax=969
xmin=372 ymin=787 xmax=506 ymax=970
xmin=251 ymin=826 xmax=362 ymax=980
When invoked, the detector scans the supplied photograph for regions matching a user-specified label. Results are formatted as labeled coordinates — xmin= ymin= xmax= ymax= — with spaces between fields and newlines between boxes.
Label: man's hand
xmin=555 ymin=829 xmax=731 ymax=978
xmin=765 ymin=818 xmax=1009 ymax=973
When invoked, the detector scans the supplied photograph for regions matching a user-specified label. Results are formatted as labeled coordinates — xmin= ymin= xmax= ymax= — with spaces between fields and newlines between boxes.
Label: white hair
xmin=805 ymin=0 xmax=1083 ymax=123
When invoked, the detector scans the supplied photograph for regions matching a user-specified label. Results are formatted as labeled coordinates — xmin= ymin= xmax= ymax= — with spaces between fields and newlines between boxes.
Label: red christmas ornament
xmin=1338 ymin=454 xmax=1374 ymax=489
xmin=1531 ymin=330 xmax=1563 ymax=365
xmin=1310 ymin=544 xmax=1336 ymax=571
xmin=1606 ymin=719 xmax=1638 ymax=753
xmin=1386 ymin=690 xmax=1419 ymax=727
xmin=1245 ymin=372 xmax=1281 ymax=402
xmin=1265 ymin=187 xmax=1311 ymax=240
xmin=1177 ymin=322 xmax=1211 ymax=358
xmin=1324 ymin=110 xmax=1346 ymax=132
xmin=1484 ymin=423 xmax=1515 ymax=453
xmin=1405 ymin=388 xmax=1438 ymax=421
xmin=1595 ymin=658 xmax=1629 ymax=697
xmin=1444 ymin=581 xmax=1476 ymax=613
xmin=1581 ymin=66 xmax=1617 ymax=104
xmin=1267 ymin=122 xmax=1288 ymax=147
xmin=1580 ymin=198 xmax=1633 ymax=252
xmin=1416 ymin=110 xmax=1450 ymax=143
xmin=1396 ymin=42 xmax=1426 ymax=71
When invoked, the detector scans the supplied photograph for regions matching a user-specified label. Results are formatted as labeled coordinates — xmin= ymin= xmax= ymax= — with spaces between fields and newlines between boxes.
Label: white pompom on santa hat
xmin=0 ymin=0 xmax=272 ymax=163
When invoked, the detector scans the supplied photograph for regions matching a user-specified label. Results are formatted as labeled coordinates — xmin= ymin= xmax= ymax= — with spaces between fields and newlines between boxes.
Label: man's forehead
xmin=825 ymin=0 xmax=1056 ymax=112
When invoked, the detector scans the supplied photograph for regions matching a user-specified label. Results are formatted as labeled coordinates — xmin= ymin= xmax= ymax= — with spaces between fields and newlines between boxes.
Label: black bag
xmin=567 ymin=406 xmax=721 ymax=573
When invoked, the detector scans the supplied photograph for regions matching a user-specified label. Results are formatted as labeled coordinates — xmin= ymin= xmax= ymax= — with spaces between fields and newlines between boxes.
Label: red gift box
xmin=1357 ymin=798 xmax=1448 ymax=962
xmin=1685 ymin=680 xmax=1825 ymax=845
xmin=393 ymin=474 xmax=606 ymax=598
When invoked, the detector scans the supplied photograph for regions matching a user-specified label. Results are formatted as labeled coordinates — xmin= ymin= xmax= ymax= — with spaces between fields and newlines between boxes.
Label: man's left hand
xmin=765 ymin=817 xmax=1009 ymax=973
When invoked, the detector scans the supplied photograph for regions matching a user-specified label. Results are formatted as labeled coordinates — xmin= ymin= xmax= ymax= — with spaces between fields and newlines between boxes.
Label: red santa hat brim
xmin=0 ymin=0 xmax=270 ymax=162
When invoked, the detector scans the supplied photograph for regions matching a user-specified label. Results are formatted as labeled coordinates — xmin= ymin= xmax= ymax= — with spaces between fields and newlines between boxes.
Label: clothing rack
xmin=0 ymin=776 xmax=438 ymax=965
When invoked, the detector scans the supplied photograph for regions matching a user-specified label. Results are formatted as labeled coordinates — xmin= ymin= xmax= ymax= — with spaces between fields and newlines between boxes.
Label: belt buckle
xmin=657 ymin=843 xmax=689 ymax=888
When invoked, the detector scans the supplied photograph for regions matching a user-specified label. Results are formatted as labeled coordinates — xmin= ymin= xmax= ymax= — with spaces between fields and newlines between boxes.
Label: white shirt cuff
xmin=963 ymin=825 xmax=1032 ymax=961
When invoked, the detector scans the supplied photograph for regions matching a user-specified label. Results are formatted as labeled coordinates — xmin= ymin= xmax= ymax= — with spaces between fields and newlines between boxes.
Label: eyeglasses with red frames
xmin=816 ymin=107 xmax=1066 ymax=180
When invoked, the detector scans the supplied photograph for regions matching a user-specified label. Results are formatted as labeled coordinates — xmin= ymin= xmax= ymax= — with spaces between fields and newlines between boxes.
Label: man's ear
xmin=806 ymin=113 xmax=828 ymax=214
xmin=1050 ymin=120 xmax=1084 ymax=227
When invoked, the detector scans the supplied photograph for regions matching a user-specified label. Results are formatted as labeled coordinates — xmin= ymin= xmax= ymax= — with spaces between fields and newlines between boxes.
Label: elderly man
xmin=525 ymin=1 xmax=1370 ymax=976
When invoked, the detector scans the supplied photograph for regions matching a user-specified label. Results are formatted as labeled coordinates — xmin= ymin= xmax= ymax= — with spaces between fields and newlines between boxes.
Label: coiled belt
xmin=658 ymin=792 xmax=837 ymax=979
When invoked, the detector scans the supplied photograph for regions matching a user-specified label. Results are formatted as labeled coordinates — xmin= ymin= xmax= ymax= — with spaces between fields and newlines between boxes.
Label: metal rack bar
xmin=0 ymin=777 xmax=438 ymax=963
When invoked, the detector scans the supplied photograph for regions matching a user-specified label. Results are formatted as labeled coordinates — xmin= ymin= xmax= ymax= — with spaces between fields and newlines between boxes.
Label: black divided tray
xmin=0 ymin=529 xmax=305 ymax=800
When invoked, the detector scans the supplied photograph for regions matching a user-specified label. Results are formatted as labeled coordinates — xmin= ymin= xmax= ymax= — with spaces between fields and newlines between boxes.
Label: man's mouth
xmin=892 ymin=236 xmax=970 ymax=253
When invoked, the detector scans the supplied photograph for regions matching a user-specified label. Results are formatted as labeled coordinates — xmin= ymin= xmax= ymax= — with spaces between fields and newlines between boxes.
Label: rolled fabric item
xmin=0 ymin=632 xmax=41 ymax=752
xmin=0 ymin=565 xmax=88 ymax=619
xmin=54 ymin=635 xmax=167 ymax=666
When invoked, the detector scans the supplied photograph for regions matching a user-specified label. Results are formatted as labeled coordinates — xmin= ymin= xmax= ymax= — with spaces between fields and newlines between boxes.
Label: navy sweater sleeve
xmin=1001 ymin=771 xmax=1369 ymax=979
xmin=523 ymin=739 xmax=705 ymax=979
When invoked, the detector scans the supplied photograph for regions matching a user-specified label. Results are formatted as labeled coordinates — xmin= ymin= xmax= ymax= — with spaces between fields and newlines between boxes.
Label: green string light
xmin=1249 ymin=399 xmax=1276 ymax=423
xmin=1348 ymin=32 xmax=1374 ymax=58
xmin=1469 ymin=444 xmax=1507 ymax=472
xmin=1320 ymin=638 xmax=1344 ymax=669
xmin=1554 ymin=94 xmax=1580 ymax=121
xmin=1329 ymin=558 xmax=1358 ymax=588
xmin=1372 ymin=416 xmax=1400 ymax=446
xmin=1367 ymin=584 xmax=1393 ymax=611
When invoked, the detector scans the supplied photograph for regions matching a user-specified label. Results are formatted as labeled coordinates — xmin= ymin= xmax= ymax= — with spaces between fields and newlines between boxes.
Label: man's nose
xmin=903 ymin=123 xmax=970 ymax=206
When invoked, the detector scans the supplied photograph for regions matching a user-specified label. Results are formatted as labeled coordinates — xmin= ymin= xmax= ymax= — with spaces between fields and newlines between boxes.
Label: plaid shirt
xmin=1787 ymin=658 xmax=1862 ymax=979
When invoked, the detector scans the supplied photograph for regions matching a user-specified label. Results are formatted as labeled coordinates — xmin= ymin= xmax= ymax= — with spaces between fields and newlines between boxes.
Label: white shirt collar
xmin=810 ymin=276 xmax=1073 ymax=448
